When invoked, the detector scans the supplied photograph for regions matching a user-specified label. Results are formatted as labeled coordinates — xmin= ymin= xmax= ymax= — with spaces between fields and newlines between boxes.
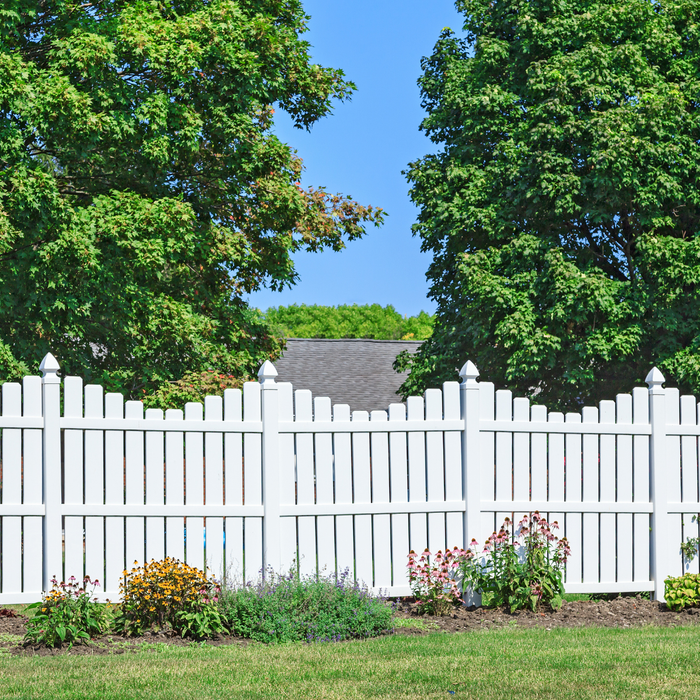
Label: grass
xmin=1 ymin=625 xmax=700 ymax=699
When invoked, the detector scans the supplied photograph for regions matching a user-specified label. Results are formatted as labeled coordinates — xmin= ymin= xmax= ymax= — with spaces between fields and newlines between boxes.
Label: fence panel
xmin=2 ymin=354 xmax=697 ymax=602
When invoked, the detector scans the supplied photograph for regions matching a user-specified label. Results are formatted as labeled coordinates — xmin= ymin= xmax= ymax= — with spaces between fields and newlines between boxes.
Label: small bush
xmin=24 ymin=576 xmax=110 ymax=648
xmin=218 ymin=566 xmax=394 ymax=643
xmin=665 ymin=573 xmax=700 ymax=611
xmin=460 ymin=512 xmax=570 ymax=612
xmin=114 ymin=558 xmax=226 ymax=639
xmin=407 ymin=547 xmax=464 ymax=616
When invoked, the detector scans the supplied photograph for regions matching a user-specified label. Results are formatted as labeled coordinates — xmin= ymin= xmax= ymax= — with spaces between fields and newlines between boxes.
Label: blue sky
xmin=245 ymin=0 xmax=465 ymax=317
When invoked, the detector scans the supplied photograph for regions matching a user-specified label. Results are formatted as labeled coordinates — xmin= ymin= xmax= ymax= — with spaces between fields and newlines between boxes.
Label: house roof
xmin=273 ymin=338 xmax=424 ymax=413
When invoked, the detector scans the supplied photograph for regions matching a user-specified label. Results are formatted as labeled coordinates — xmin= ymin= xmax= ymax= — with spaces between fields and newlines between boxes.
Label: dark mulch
xmin=392 ymin=595 xmax=700 ymax=635
xmin=3 ymin=596 xmax=700 ymax=656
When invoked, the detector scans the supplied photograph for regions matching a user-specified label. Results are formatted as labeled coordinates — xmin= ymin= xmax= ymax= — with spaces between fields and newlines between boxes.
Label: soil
xmin=392 ymin=595 xmax=700 ymax=636
xmin=3 ymin=596 xmax=700 ymax=656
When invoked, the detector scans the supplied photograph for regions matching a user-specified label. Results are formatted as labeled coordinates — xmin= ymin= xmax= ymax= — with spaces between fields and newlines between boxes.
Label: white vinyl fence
xmin=0 ymin=353 xmax=696 ymax=603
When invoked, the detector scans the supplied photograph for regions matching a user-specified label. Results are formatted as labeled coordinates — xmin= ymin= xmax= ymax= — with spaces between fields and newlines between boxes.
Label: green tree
xmin=400 ymin=0 xmax=700 ymax=409
xmin=0 ymin=0 xmax=383 ymax=397
xmin=264 ymin=304 xmax=434 ymax=340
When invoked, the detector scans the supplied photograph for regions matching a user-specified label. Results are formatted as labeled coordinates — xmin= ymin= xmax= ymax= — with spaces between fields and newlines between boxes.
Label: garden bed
xmin=393 ymin=595 xmax=700 ymax=635
xmin=4 ymin=594 xmax=700 ymax=656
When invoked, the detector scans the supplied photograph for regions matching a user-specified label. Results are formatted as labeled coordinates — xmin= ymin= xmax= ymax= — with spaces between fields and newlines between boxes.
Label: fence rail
xmin=0 ymin=353 xmax=696 ymax=603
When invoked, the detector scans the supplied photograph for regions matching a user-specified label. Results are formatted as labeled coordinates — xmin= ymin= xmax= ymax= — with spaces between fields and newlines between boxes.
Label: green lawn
xmin=1 ymin=625 xmax=698 ymax=700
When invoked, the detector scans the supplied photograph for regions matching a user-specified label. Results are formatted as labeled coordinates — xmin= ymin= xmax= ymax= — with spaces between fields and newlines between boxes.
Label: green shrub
xmin=142 ymin=369 xmax=248 ymax=411
xmin=24 ymin=576 xmax=111 ymax=648
xmin=665 ymin=573 xmax=700 ymax=611
xmin=218 ymin=566 xmax=394 ymax=643
xmin=114 ymin=558 xmax=227 ymax=639
xmin=459 ymin=512 xmax=570 ymax=612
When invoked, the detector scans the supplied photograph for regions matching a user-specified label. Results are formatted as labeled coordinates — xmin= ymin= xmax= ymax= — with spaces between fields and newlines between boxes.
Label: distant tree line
xmin=263 ymin=304 xmax=434 ymax=341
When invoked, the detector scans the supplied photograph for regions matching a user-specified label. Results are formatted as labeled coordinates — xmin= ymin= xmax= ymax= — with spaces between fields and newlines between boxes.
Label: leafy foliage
xmin=264 ymin=304 xmax=433 ymax=340
xmin=142 ymin=368 xmax=247 ymax=410
xmin=406 ymin=548 xmax=464 ymax=616
xmin=218 ymin=566 xmax=394 ymax=643
xmin=115 ymin=558 xmax=226 ymax=639
xmin=665 ymin=573 xmax=700 ymax=611
xmin=459 ymin=512 xmax=570 ymax=612
xmin=403 ymin=0 xmax=700 ymax=409
xmin=0 ymin=1 xmax=383 ymax=397
xmin=24 ymin=576 xmax=111 ymax=648
xmin=680 ymin=515 xmax=700 ymax=564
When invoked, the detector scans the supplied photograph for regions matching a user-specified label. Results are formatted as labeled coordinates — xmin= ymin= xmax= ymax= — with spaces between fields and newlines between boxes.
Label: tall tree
xmin=400 ymin=0 xmax=700 ymax=409
xmin=0 ymin=0 xmax=383 ymax=396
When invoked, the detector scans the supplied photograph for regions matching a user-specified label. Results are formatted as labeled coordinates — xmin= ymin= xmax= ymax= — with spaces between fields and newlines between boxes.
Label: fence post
xmin=40 ymin=353 xmax=62 ymax=592
xmin=259 ymin=360 xmax=281 ymax=577
xmin=647 ymin=366 xmax=668 ymax=602
xmin=460 ymin=360 xmax=482 ymax=606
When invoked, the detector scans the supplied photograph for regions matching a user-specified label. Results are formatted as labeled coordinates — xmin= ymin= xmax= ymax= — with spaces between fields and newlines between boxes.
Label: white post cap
xmin=39 ymin=353 xmax=60 ymax=383
xmin=258 ymin=360 xmax=278 ymax=386
xmin=459 ymin=360 xmax=479 ymax=386
xmin=645 ymin=366 xmax=665 ymax=389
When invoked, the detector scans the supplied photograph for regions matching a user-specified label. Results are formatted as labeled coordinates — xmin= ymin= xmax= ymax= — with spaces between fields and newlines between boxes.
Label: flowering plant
xmin=407 ymin=547 xmax=468 ymax=616
xmin=459 ymin=512 xmax=571 ymax=612
xmin=24 ymin=575 xmax=110 ymax=648
xmin=218 ymin=565 xmax=393 ymax=643
xmin=114 ymin=557 xmax=226 ymax=639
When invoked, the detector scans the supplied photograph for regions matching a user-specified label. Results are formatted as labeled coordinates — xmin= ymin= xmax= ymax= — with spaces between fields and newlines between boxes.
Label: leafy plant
xmin=142 ymin=369 xmax=248 ymax=410
xmin=0 ymin=0 xmax=384 ymax=396
xmin=402 ymin=0 xmax=700 ymax=410
xmin=114 ymin=558 xmax=226 ymax=640
xmin=23 ymin=576 xmax=111 ymax=648
xmin=406 ymin=548 xmax=465 ymax=616
xmin=680 ymin=515 xmax=700 ymax=563
xmin=218 ymin=566 xmax=393 ymax=643
xmin=460 ymin=512 xmax=571 ymax=613
xmin=665 ymin=574 xmax=700 ymax=611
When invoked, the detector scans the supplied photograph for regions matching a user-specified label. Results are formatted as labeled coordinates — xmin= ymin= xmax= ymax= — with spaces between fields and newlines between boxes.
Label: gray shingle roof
xmin=273 ymin=338 xmax=424 ymax=413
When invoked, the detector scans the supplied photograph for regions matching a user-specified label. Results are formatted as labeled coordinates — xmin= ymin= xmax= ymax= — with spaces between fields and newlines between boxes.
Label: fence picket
xmin=84 ymin=385 xmax=104 ymax=587
xmin=443 ymin=382 xmax=462 ymax=550
xmin=23 ymin=376 xmax=43 ymax=595
xmin=278 ymin=383 xmax=296 ymax=575
xmin=184 ymin=402 xmax=204 ymax=572
xmin=145 ymin=409 xmax=165 ymax=564
xmin=104 ymin=392 xmax=125 ymax=596
xmin=479 ymin=382 xmax=496 ymax=547
xmin=407 ymin=397 xmax=427 ymax=556
xmin=352 ymin=410 xmax=372 ymax=587
xmin=616 ymin=394 xmax=634 ymax=583
xmin=224 ymin=389 xmax=244 ymax=581
xmin=632 ymin=387 xmax=650 ymax=584
xmin=548 ymin=412 xmax=565 ymax=567
xmin=242 ymin=383 xmax=262 ymax=581
xmin=205 ymin=396 xmax=225 ymax=581
xmin=314 ymin=397 xmax=335 ymax=577
xmin=165 ymin=409 xmax=185 ymax=563
xmin=388 ymin=403 xmax=409 ymax=589
xmin=582 ymin=406 xmax=599 ymax=584
xmin=63 ymin=376 xmax=84 ymax=585
xmin=125 ymin=401 xmax=145 ymax=570
xmin=2 ymin=383 xmax=22 ymax=594
xmin=371 ymin=410 xmax=391 ymax=588
xmin=599 ymin=400 xmax=616 ymax=584
xmin=333 ymin=403 xmax=354 ymax=580
xmin=295 ymin=390 xmax=316 ymax=577
xmin=666 ymin=389 xmax=683 ymax=576
xmin=426 ymin=389 xmax=446 ymax=557
xmin=564 ymin=412 xmax=583 ymax=585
